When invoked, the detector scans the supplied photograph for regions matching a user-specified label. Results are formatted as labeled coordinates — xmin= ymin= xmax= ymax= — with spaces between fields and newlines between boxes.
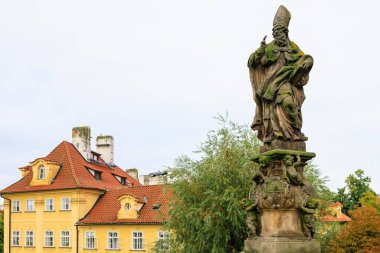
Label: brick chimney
xmin=96 ymin=135 xmax=114 ymax=164
xmin=72 ymin=126 xmax=91 ymax=160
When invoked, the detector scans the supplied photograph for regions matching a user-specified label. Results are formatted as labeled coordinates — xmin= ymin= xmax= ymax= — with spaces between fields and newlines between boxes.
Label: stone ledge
xmin=244 ymin=237 xmax=320 ymax=253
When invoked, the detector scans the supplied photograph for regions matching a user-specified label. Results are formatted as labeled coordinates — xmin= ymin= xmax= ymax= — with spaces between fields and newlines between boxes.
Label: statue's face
xmin=283 ymin=155 xmax=294 ymax=166
xmin=259 ymin=156 xmax=270 ymax=167
xmin=273 ymin=28 xmax=288 ymax=47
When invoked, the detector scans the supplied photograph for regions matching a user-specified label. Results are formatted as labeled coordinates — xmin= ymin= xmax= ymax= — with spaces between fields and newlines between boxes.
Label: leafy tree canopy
xmin=334 ymin=169 xmax=375 ymax=214
xmin=165 ymin=115 xmax=260 ymax=253
xmin=304 ymin=162 xmax=335 ymax=202
xmin=325 ymin=204 xmax=380 ymax=253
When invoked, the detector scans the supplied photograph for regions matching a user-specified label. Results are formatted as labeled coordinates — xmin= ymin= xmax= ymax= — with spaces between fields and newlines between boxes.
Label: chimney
xmin=96 ymin=135 xmax=114 ymax=164
xmin=72 ymin=126 xmax=91 ymax=160
xmin=126 ymin=168 xmax=139 ymax=180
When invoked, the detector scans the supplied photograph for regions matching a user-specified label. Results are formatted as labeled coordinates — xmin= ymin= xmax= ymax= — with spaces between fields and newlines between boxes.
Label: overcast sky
xmin=1 ymin=0 xmax=379 ymax=198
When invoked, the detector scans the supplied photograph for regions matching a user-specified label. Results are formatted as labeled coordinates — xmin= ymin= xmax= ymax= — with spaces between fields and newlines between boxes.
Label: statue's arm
xmin=248 ymin=36 xmax=267 ymax=68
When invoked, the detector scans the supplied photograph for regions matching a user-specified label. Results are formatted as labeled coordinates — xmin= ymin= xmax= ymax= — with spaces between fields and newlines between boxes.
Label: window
xmin=132 ymin=232 xmax=143 ymax=250
xmin=12 ymin=200 xmax=20 ymax=212
xmin=61 ymin=231 xmax=70 ymax=247
xmin=121 ymin=177 xmax=126 ymax=185
xmin=94 ymin=171 xmax=101 ymax=180
xmin=25 ymin=231 xmax=34 ymax=247
xmin=85 ymin=231 xmax=96 ymax=249
xmin=38 ymin=166 xmax=46 ymax=180
xmin=45 ymin=231 xmax=54 ymax=247
xmin=108 ymin=232 xmax=119 ymax=249
xmin=158 ymin=231 xmax=170 ymax=251
xmin=61 ymin=197 xmax=70 ymax=210
xmin=26 ymin=200 xmax=35 ymax=211
xmin=45 ymin=198 xmax=54 ymax=211
xmin=12 ymin=231 xmax=20 ymax=246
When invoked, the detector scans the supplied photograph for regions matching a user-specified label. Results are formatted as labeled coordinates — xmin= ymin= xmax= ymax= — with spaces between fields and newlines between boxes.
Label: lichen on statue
xmin=248 ymin=5 xmax=313 ymax=145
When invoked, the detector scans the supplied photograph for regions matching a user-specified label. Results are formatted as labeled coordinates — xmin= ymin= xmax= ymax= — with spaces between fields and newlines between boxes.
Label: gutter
xmin=1 ymin=195 xmax=11 ymax=253
xmin=75 ymin=223 xmax=79 ymax=253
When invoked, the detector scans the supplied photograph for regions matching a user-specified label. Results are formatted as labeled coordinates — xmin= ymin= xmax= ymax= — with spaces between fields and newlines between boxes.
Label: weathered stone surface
xmin=244 ymin=237 xmax=320 ymax=253
xmin=260 ymin=140 xmax=306 ymax=153
xmin=248 ymin=5 xmax=313 ymax=145
xmin=244 ymin=5 xmax=320 ymax=253
xmin=260 ymin=209 xmax=303 ymax=237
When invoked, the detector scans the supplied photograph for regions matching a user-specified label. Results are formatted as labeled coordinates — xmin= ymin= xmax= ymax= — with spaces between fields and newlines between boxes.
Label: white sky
xmin=0 ymin=1 xmax=379 ymax=197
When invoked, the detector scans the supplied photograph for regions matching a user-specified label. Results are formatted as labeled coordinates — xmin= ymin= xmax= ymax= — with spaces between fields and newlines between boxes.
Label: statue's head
xmin=272 ymin=5 xmax=291 ymax=46
xmin=282 ymin=155 xmax=294 ymax=166
xmin=259 ymin=155 xmax=271 ymax=167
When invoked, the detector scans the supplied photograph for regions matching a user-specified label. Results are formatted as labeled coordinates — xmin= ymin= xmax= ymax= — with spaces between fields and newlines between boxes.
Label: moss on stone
xmin=252 ymin=149 xmax=316 ymax=162
xmin=72 ymin=126 xmax=90 ymax=140
xmin=96 ymin=135 xmax=113 ymax=141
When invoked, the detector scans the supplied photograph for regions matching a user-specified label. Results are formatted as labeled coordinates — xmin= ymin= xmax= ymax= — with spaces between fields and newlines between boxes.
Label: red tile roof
xmin=319 ymin=202 xmax=351 ymax=222
xmin=330 ymin=202 xmax=343 ymax=207
xmin=0 ymin=141 xmax=141 ymax=194
xmin=79 ymin=184 xmax=170 ymax=224
xmin=319 ymin=213 xmax=351 ymax=222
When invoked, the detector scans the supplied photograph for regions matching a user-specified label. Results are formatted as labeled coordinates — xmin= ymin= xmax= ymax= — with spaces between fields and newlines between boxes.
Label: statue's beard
xmin=275 ymin=36 xmax=288 ymax=47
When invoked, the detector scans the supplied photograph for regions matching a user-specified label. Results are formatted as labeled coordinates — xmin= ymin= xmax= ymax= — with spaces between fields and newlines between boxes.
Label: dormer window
xmin=114 ymin=175 xmax=127 ymax=185
xmin=94 ymin=171 xmax=101 ymax=180
xmin=124 ymin=203 xmax=131 ymax=211
xmin=38 ymin=166 xmax=46 ymax=180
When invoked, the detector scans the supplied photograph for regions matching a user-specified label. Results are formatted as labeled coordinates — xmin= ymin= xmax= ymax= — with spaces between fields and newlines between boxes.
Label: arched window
xmin=38 ymin=166 xmax=46 ymax=180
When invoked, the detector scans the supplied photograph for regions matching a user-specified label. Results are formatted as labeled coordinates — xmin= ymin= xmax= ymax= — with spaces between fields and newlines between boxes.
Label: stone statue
xmin=248 ymin=5 xmax=313 ymax=145
xmin=283 ymin=154 xmax=303 ymax=185
xmin=244 ymin=6 xmax=321 ymax=253
xmin=300 ymin=198 xmax=318 ymax=239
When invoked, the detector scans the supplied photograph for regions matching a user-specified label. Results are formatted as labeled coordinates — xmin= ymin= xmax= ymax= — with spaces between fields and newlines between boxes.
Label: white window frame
xmin=12 ymin=200 xmax=20 ymax=212
xmin=107 ymin=232 xmax=119 ymax=249
xmin=158 ymin=231 xmax=170 ymax=251
xmin=85 ymin=231 xmax=96 ymax=249
xmin=44 ymin=230 xmax=54 ymax=247
xmin=26 ymin=199 xmax=35 ymax=212
xmin=45 ymin=198 xmax=54 ymax=211
xmin=25 ymin=230 xmax=34 ymax=247
xmin=12 ymin=230 xmax=21 ymax=246
xmin=60 ymin=197 xmax=70 ymax=210
xmin=38 ymin=166 xmax=46 ymax=180
xmin=60 ymin=230 xmax=70 ymax=248
xmin=132 ymin=231 xmax=144 ymax=250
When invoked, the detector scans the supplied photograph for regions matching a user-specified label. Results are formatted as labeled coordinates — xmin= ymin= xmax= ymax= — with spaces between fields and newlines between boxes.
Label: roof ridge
xmin=64 ymin=141 xmax=81 ymax=187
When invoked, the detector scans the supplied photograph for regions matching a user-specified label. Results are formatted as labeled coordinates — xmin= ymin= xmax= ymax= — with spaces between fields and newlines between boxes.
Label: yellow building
xmin=0 ymin=127 xmax=170 ymax=253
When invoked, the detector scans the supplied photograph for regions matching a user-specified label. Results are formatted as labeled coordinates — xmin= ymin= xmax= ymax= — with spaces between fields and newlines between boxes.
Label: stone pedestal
xmin=244 ymin=237 xmax=320 ymax=253
xmin=243 ymin=149 xmax=320 ymax=253
xmin=260 ymin=209 xmax=303 ymax=237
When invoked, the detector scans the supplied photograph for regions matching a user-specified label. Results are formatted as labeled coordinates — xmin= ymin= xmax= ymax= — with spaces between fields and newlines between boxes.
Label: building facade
xmin=0 ymin=127 xmax=169 ymax=253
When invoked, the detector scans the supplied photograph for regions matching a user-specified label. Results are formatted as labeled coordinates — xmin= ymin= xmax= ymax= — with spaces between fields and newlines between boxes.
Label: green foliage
xmin=304 ymin=162 xmax=335 ymax=202
xmin=316 ymin=222 xmax=342 ymax=253
xmin=359 ymin=191 xmax=380 ymax=214
xmin=325 ymin=205 xmax=380 ymax=253
xmin=334 ymin=169 xmax=374 ymax=214
xmin=165 ymin=115 xmax=260 ymax=253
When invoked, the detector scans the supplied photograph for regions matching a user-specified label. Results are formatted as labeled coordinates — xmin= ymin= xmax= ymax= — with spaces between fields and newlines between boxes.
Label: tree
xmin=325 ymin=204 xmax=380 ymax=253
xmin=304 ymin=162 xmax=335 ymax=202
xmin=165 ymin=115 xmax=260 ymax=253
xmin=335 ymin=169 xmax=373 ymax=214
xmin=359 ymin=191 xmax=380 ymax=214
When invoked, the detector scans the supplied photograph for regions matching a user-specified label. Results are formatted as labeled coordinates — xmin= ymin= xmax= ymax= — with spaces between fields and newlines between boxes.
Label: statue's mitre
xmin=273 ymin=5 xmax=291 ymax=28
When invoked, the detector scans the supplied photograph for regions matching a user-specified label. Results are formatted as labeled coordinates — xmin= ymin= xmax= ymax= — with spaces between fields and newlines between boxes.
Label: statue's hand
xmin=261 ymin=35 xmax=267 ymax=48
xmin=301 ymin=59 xmax=312 ymax=70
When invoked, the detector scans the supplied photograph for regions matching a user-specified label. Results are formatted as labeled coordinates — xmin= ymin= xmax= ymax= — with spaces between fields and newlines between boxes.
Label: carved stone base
xmin=260 ymin=209 xmax=303 ymax=237
xmin=260 ymin=140 xmax=306 ymax=153
xmin=244 ymin=237 xmax=321 ymax=253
